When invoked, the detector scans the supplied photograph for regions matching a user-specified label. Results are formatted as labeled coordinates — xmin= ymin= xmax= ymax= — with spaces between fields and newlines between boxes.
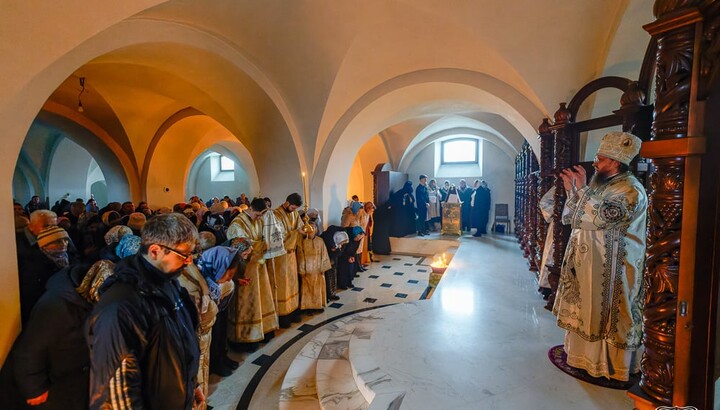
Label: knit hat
xmin=101 ymin=210 xmax=122 ymax=227
xmin=37 ymin=226 xmax=69 ymax=248
xmin=127 ymin=212 xmax=146 ymax=232
xmin=115 ymin=234 xmax=142 ymax=258
xmin=596 ymin=132 xmax=642 ymax=166
xmin=104 ymin=225 xmax=133 ymax=245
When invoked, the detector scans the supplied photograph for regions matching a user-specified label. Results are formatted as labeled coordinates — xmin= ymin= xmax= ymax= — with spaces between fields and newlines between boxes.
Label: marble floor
xmin=205 ymin=232 xmax=635 ymax=409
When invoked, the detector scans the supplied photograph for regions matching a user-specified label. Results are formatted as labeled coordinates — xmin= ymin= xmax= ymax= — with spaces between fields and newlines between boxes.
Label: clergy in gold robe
xmin=226 ymin=198 xmax=278 ymax=345
xmin=267 ymin=193 xmax=303 ymax=327
xmin=553 ymin=132 xmax=646 ymax=381
xmin=297 ymin=225 xmax=332 ymax=310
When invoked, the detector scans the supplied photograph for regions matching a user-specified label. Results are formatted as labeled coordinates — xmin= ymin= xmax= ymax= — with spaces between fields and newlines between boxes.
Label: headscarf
xmin=198 ymin=246 xmax=240 ymax=282
xmin=351 ymin=201 xmax=363 ymax=215
xmin=115 ymin=234 xmax=142 ymax=258
xmin=348 ymin=226 xmax=365 ymax=240
xmin=307 ymin=208 xmax=323 ymax=236
xmin=104 ymin=225 xmax=133 ymax=245
xmin=76 ymin=260 xmax=116 ymax=303
xmin=333 ymin=231 xmax=349 ymax=247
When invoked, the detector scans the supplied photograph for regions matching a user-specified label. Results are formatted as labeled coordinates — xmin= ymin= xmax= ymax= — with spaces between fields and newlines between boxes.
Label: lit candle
xmin=301 ymin=172 xmax=308 ymax=204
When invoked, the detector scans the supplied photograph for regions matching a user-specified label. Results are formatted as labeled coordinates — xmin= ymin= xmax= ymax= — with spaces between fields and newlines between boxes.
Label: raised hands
xmin=559 ymin=165 xmax=587 ymax=193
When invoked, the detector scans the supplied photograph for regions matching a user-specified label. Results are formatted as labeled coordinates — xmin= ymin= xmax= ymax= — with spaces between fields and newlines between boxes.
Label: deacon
xmin=553 ymin=132 xmax=647 ymax=381
xmin=226 ymin=198 xmax=278 ymax=351
xmin=268 ymin=193 xmax=303 ymax=327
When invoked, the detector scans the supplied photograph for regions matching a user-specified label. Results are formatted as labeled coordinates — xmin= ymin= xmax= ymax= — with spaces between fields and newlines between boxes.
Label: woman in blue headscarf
xmin=336 ymin=226 xmax=365 ymax=290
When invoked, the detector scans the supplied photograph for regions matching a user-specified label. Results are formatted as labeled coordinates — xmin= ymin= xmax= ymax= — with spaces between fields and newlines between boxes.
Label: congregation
xmin=2 ymin=191 xmax=374 ymax=409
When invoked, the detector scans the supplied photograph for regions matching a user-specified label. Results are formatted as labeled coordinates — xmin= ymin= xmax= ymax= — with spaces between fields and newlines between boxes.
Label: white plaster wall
xmin=48 ymin=138 xmax=94 ymax=203
xmin=188 ymin=155 xmax=252 ymax=202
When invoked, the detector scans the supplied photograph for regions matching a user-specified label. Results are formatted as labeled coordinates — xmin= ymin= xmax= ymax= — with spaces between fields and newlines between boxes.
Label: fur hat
xmin=596 ymin=132 xmax=642 ymax=166
xmin=127 ymin=212 xmax=147 ymax=232
xmin=37 ymin=226 xmax=69 ymax=248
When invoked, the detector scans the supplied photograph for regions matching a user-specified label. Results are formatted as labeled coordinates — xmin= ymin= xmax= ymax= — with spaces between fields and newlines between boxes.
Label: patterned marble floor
xmin=205 ymin=233 xmax=634 ymax=410
xmin=205 ymin=253 xmax=436 ymax=410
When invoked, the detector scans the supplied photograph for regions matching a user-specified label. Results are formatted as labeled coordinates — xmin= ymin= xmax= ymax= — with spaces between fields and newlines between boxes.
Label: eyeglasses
xmin=158 ymin=244 xmax=200 ymax=261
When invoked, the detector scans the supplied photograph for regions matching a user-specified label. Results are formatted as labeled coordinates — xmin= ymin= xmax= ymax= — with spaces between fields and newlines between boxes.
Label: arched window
xmin=441 ymin=138 xmax=478 ymax=164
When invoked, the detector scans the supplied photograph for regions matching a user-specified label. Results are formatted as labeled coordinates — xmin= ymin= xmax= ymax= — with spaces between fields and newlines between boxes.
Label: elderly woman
xmin=99 ymin=225 xmax=133 ymax=262
xmin=337 ymin=226 xmax=365 ymax=290
xmin=195 ymin=242 xmax=252 ymax=379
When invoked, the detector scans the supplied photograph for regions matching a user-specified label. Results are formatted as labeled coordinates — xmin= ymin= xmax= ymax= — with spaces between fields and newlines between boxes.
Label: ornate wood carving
xmin=537 ymin=119 xmax=554 ymax=259
xmin=640 ymin=2 xmax=697 ymax=404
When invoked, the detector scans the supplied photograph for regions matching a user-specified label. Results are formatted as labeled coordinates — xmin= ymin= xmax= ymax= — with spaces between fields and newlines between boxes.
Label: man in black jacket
xmin=415 ymin=175 xmax=430 ymax=236
xmin=86 ymin=213 xmax=202 ymax=409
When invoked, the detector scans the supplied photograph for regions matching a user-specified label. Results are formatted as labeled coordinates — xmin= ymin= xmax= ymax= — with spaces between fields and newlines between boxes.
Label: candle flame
xmin=431 ymin=253 xmax=448 ymax=268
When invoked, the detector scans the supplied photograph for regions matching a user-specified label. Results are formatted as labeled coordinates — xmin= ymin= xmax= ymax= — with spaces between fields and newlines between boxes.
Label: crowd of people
xmin=384 ymin=175 xmax=492 ymax=238
xmin=2 ymin=191 xmax=372 ymax=409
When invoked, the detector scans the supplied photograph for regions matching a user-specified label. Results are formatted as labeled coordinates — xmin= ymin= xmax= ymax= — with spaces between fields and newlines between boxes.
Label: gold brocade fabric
xmin=297 ymin=236 xmax=331 ymax=310
xmin=441 ymin=202 xmax=462 ymax=236
xmin=267 ymin=207 xmax=302 ymax=315
xmin=226 ymin=212 xmax=278 ymax=342
xmin=553 ymin=172 xmax=647 ymax=380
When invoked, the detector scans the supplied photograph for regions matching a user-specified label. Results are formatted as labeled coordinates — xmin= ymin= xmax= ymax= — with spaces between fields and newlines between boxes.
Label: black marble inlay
xmin=368 ymin=275 xmax=379 ymax=279
xmin=395 ymin=293 xmax=408 ymax=298
xmin=417 ymin=269 xmax=427 ymax=273
xmin=297 ymin=324 xmax=314 ymax=332
xmin=382 ymin=265 xmax=392 ymax=269
xmin=404 ymin=263 xmax=413 ymax=266
xmin=329 ymin=302 xmax=344 ymax=309
xmin=252 ymin=354 xmax=273 ymax=367
xmin=393 ymin=258 xmax=401 ymax=260
xmin=393 ymin=272 xmax=404 ymax=276
xmin=380 ymin=283 xmax=392 ymax=288
xmin=352 ymin=287 xmax=364 ymax=291
xmin=407 ymin=279 xmax=419 ymax=284
xmin=363 ymin=297 xmax=377 ymax=303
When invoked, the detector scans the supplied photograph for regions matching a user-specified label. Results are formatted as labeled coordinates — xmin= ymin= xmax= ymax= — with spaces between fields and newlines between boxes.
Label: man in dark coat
xmin=458 ymin=179 xmax=473 ymax=232
xmin=86 ymin=213 xmax=202 ymax=409
xmin=0 ymin=263 xmax=92 ymax=409
xmin=415 ymin=175 xmax=430 ymax=236
xmin=472 ymin=180 xmax=492 ymax=237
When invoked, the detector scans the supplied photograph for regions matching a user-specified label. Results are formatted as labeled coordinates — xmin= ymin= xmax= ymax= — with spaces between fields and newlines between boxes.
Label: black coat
xmin=415 ymin=184 xmax=429 ymax=220
xmin=458 ymin=187 xmax=473 ymax=229
xmin=472 ymin=187 xmax=492 ymax=232
xmin=1 ymin=264 xmax=92 ymax=410
xmin=86 ymin=254 xmax=200 ymax=410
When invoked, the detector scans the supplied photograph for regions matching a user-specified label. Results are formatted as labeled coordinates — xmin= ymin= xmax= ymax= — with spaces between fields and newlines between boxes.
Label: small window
xmin=441 ymin=139 xmax=478 ymax=164
xmin=220 ymin=156 xmax=235 ymax=171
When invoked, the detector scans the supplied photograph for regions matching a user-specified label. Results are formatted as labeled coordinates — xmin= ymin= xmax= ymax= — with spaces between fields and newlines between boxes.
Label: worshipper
xmin=389 ymin=181 xmax=416 ymax=237
xmin=237 ymin=193 xmax=251 ymax=206
xmin=356 ymin=202 xmax=375 ymax=265
xmin=200 ymin=241 xmax=252 ymax=378
xmin=415 ymin=175 xmax=430 ymax=236
xmin=199 ymin=230 xmax=217 ymax=250
xmin=136 ymin=200 xmax=153 ymax=217
xmin=458 ymin=179 xmax=472 ymax=232
xmin=440 ymin=180 xmax=450 ymax=202
xmin=99 ymin=225 xmax=133 ymax=263
xmin=0 ymin=261 xmax=114 ymax=409
xmin=86 ymin=197 xmax=99 ymax=213
xmin=100 ymin=210 xmax=122 ymax=227
xmin=320 ymin=226 xmax=348 ymax=301
xmin=14 ymin=214 xmax=29 ymax=234
xmin=537 ymin=185 xmax=556 ymax=300
xmin=268 ymin=193 xmax=303 ymax=328
xmin=25 ymin=195 xmax=45 ymax=215
xmin=115 ymin=234 xmax=142 ymax=259
xmin=371 ymin=200 xmax=391 ymax=255
xmin=471 ymin=180 xmax=491 ymax=237
xmin=199 ymin=211 xmax=227 ymax=245
xmin=154 ymin=206 xmax=173 ymax=215
xmin=86 ymin=213 xmax=203 ymax=409
xmin=16 ymin=209 xmax=57 ymax=257
xmin=306 ymin=207 xmax=323 ymax=236
xmin=297 ymin=221 xmax=331 ymax=312
xmin=17 ymin=225 xmax=71 ymax=324
xmin=341 ymin=204 xmax=357 ymax=227
xmin=126 ymin=211 xmax=146 ymax=236
xmin=225 ymin=198 xmax=278 ymax=352
xmin=337 ymin=226 xmax=364 ymax=290
xmin=119 ymin=201 xmax=135 ymax=216
xmin=445 ymin=184 xmax=461 ymax=203
xmin=427 ymin=179 xmax=442 ymax=231
xmin=553 ymin=131 xmax=647 ymax=381
xmin=13 ymin=201 xmax=26 ymax=217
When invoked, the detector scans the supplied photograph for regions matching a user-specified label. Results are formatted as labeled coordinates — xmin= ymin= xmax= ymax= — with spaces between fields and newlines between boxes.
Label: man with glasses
xmin=86 ymin=213 xmax=203 ymax=409
xmin=226 ymin=197 xmax=279 ymax=351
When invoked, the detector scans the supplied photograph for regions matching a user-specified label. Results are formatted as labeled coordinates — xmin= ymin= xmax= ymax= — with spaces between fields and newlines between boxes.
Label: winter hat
xmin=76 ymin=260 xmax=116 ymax=304
xmin=596 ymin=132 xmax=642 ymax=166
xmin=101 ymin=210 xmax=122 ymax=227
xmin=104 ymin=225 xmax=133 ymax=245
xmin=37 ymin=226 xmax=69 ymax=248
xmin=115 ymin=234 xmax=142 ymax=258
xmin=127 ymin=212 xmax=146 ymax=232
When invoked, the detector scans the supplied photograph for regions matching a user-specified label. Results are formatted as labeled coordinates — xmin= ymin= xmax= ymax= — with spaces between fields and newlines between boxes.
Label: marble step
xmin=279 ymin=328 xmax=332 ymax=410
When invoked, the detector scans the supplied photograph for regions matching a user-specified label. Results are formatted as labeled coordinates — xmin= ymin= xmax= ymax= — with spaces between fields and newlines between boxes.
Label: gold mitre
xmin=596 ymin=131 xmax=642 ymax=165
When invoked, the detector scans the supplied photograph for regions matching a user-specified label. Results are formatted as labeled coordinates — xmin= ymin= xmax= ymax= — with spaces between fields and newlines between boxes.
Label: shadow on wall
xmin=327 ymin=184 xmax=343 ymax=226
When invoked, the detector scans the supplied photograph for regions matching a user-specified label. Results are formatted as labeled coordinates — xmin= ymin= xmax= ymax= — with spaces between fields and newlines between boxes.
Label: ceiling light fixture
xmin=78 ymin=77 xmax=86 ymax=112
